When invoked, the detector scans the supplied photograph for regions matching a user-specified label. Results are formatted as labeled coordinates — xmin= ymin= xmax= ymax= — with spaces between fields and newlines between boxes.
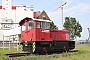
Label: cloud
xmin=48 ymin=3 xmax=90 ymax=18
xmin=48 ymin=3 xmax=90 ymax=20
xmin=65 ymin=3 xmax=90 ymax=16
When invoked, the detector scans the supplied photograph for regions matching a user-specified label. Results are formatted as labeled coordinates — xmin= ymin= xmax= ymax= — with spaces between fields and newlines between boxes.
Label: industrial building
xmin=0 ymin=0 xmax=35 ymax=41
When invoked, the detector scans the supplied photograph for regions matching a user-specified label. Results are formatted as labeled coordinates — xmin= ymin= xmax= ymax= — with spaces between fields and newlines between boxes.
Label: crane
xmin=52 ymin=2 xmax=67 ymax=29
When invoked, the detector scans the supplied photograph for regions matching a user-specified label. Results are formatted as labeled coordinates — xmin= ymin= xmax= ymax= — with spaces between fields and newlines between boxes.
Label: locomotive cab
xmin=19 ymin=18 xmax=34 ymax=42
xmin=19 ymin=17 xmax=52 ymax=43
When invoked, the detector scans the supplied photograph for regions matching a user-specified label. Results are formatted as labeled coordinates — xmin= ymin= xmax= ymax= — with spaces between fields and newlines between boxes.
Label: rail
xmin=5 ymin=53 xmax=31 ymax=57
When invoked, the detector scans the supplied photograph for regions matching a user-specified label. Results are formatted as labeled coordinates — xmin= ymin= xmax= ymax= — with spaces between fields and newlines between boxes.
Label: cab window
xmin=28 ymin=20 xmax=34 ymax=30
xmin=36 ymin=21 xmax=40 ymax=28
xmin=22 ymin=22 xmax=26 ymax=31
xmin=42 ymin=22 xmax=50 ymax=29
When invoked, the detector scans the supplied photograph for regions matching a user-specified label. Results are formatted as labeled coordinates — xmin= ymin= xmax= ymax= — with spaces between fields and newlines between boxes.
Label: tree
xmin=50 ymin=21 xmax=58 ymax=29
xmin=63 ymin=17 xmax=82 ymax=40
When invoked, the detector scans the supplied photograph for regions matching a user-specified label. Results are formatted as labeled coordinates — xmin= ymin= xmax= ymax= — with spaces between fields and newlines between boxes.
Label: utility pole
xmin=52 ymin=2 xmax=67 ymax=29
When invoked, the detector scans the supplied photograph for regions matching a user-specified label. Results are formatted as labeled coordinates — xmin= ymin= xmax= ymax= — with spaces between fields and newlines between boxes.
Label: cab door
xmin=26 ymin=20 xmax=34 ymax=41
xmin=36 ymin=21 xmax=41 ymax=41
xmin=21 ymin=22 xmax=28 ymax=41
xmin=22 ymin=20 xmax=34 ymax=42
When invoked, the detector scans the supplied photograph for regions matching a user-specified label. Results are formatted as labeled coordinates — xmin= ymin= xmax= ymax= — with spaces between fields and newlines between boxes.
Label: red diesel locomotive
xmin=19 ymin=17 xmax=75 ymax=53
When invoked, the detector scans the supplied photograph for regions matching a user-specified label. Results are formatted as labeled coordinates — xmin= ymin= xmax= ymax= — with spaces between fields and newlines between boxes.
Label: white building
xmin=0 ymin=0 xmax=35 ymax=41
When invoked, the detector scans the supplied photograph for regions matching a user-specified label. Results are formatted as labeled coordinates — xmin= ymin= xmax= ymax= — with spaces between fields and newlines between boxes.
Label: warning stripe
xmin=32 ymin=42 xmax=36 ymax=52
xmin=33 ymin=45 xmax=35 ymax=48
xmin=24 ymin=42 xmax=28 ymax=46
xmin=33 ymin=42 xmax=36 ymax=45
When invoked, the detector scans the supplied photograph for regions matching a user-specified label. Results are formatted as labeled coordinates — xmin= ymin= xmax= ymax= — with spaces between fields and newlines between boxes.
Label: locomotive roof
xmin=19 ymin=17 xmax=52 ymax=26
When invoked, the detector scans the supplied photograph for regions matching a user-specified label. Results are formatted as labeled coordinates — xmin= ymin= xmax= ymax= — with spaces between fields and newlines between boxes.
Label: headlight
xmin=30 ymin=38 xmax=32 ymax=41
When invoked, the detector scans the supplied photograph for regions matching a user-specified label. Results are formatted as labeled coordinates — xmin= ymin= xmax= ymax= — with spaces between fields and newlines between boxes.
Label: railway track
xmin=5 ymin=50 xmax=78 ymax=60
xmin=5 ymin=53 xmax=31 ymax=57
xmin=5 ymin=50 xmax=78 ymax=58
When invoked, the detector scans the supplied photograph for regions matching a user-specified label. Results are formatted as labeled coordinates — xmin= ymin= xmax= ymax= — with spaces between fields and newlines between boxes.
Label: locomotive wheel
xmin=63 ymin=46 xmax=69 ymax=53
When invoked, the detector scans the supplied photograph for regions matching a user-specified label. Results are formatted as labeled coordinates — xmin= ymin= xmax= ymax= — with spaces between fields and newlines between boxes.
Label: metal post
xmin=16 ymin=34 xmax=18 ymax=51
xmin=3 ymin=35 xmax=4 ymax=50
xmin=9 ymin=36 xmax=10 ymax=50
xmin=13 ymin=35 xmax=14 ymax=48
xmin=15 ymin=10 xmax=16 ymax=28
xmin=17 ymin=40 xmax=18 ymax=51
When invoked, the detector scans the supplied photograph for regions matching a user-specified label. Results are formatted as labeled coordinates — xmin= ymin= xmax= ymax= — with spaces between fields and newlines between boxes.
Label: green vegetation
xmin=0 ymin=47 xmax=22 ymax=60
xmin=62 ymin=50 xmax=88 ymax=57
xmin=64 ymin=17 xmax=82 ymax=40
xmin=0 ymin=46 xmax=90 ymax=60
xmin=50 ymin=21 xmax=58 ymax=29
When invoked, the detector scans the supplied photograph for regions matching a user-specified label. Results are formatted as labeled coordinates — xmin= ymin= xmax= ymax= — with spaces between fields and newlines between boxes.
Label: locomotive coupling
xmin=18 ymin=42 xmax=20 ymax=46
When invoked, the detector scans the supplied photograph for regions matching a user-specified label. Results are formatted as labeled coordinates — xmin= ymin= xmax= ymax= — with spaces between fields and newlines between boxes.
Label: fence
xmin=0 ymin=34 xmax=20 ymax=51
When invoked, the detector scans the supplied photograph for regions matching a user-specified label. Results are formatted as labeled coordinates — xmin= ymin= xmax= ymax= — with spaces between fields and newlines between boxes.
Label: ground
xmin=0 ymin=45 xmax=90 ymax=60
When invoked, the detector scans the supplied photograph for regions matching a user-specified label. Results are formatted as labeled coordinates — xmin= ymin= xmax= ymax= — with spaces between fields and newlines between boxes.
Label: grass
xmin=0 ymin=46 xmax=90 ymax=60
xmin=51 ymin=46 xmax=90 ymax=60
xmin=0 ymin=47 xmax=22 ymax=60
xmin=62 ymin=49 xmax=88 ymax=57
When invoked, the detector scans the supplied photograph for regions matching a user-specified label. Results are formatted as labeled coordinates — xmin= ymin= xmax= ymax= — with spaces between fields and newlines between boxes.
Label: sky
xmin=0 ymin=0 xmax=90 ymax=40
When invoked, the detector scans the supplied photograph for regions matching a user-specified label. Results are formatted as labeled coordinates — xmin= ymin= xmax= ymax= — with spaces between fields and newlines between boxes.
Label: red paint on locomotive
xmin=19 ymin=17 xmax=75 ymax=53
